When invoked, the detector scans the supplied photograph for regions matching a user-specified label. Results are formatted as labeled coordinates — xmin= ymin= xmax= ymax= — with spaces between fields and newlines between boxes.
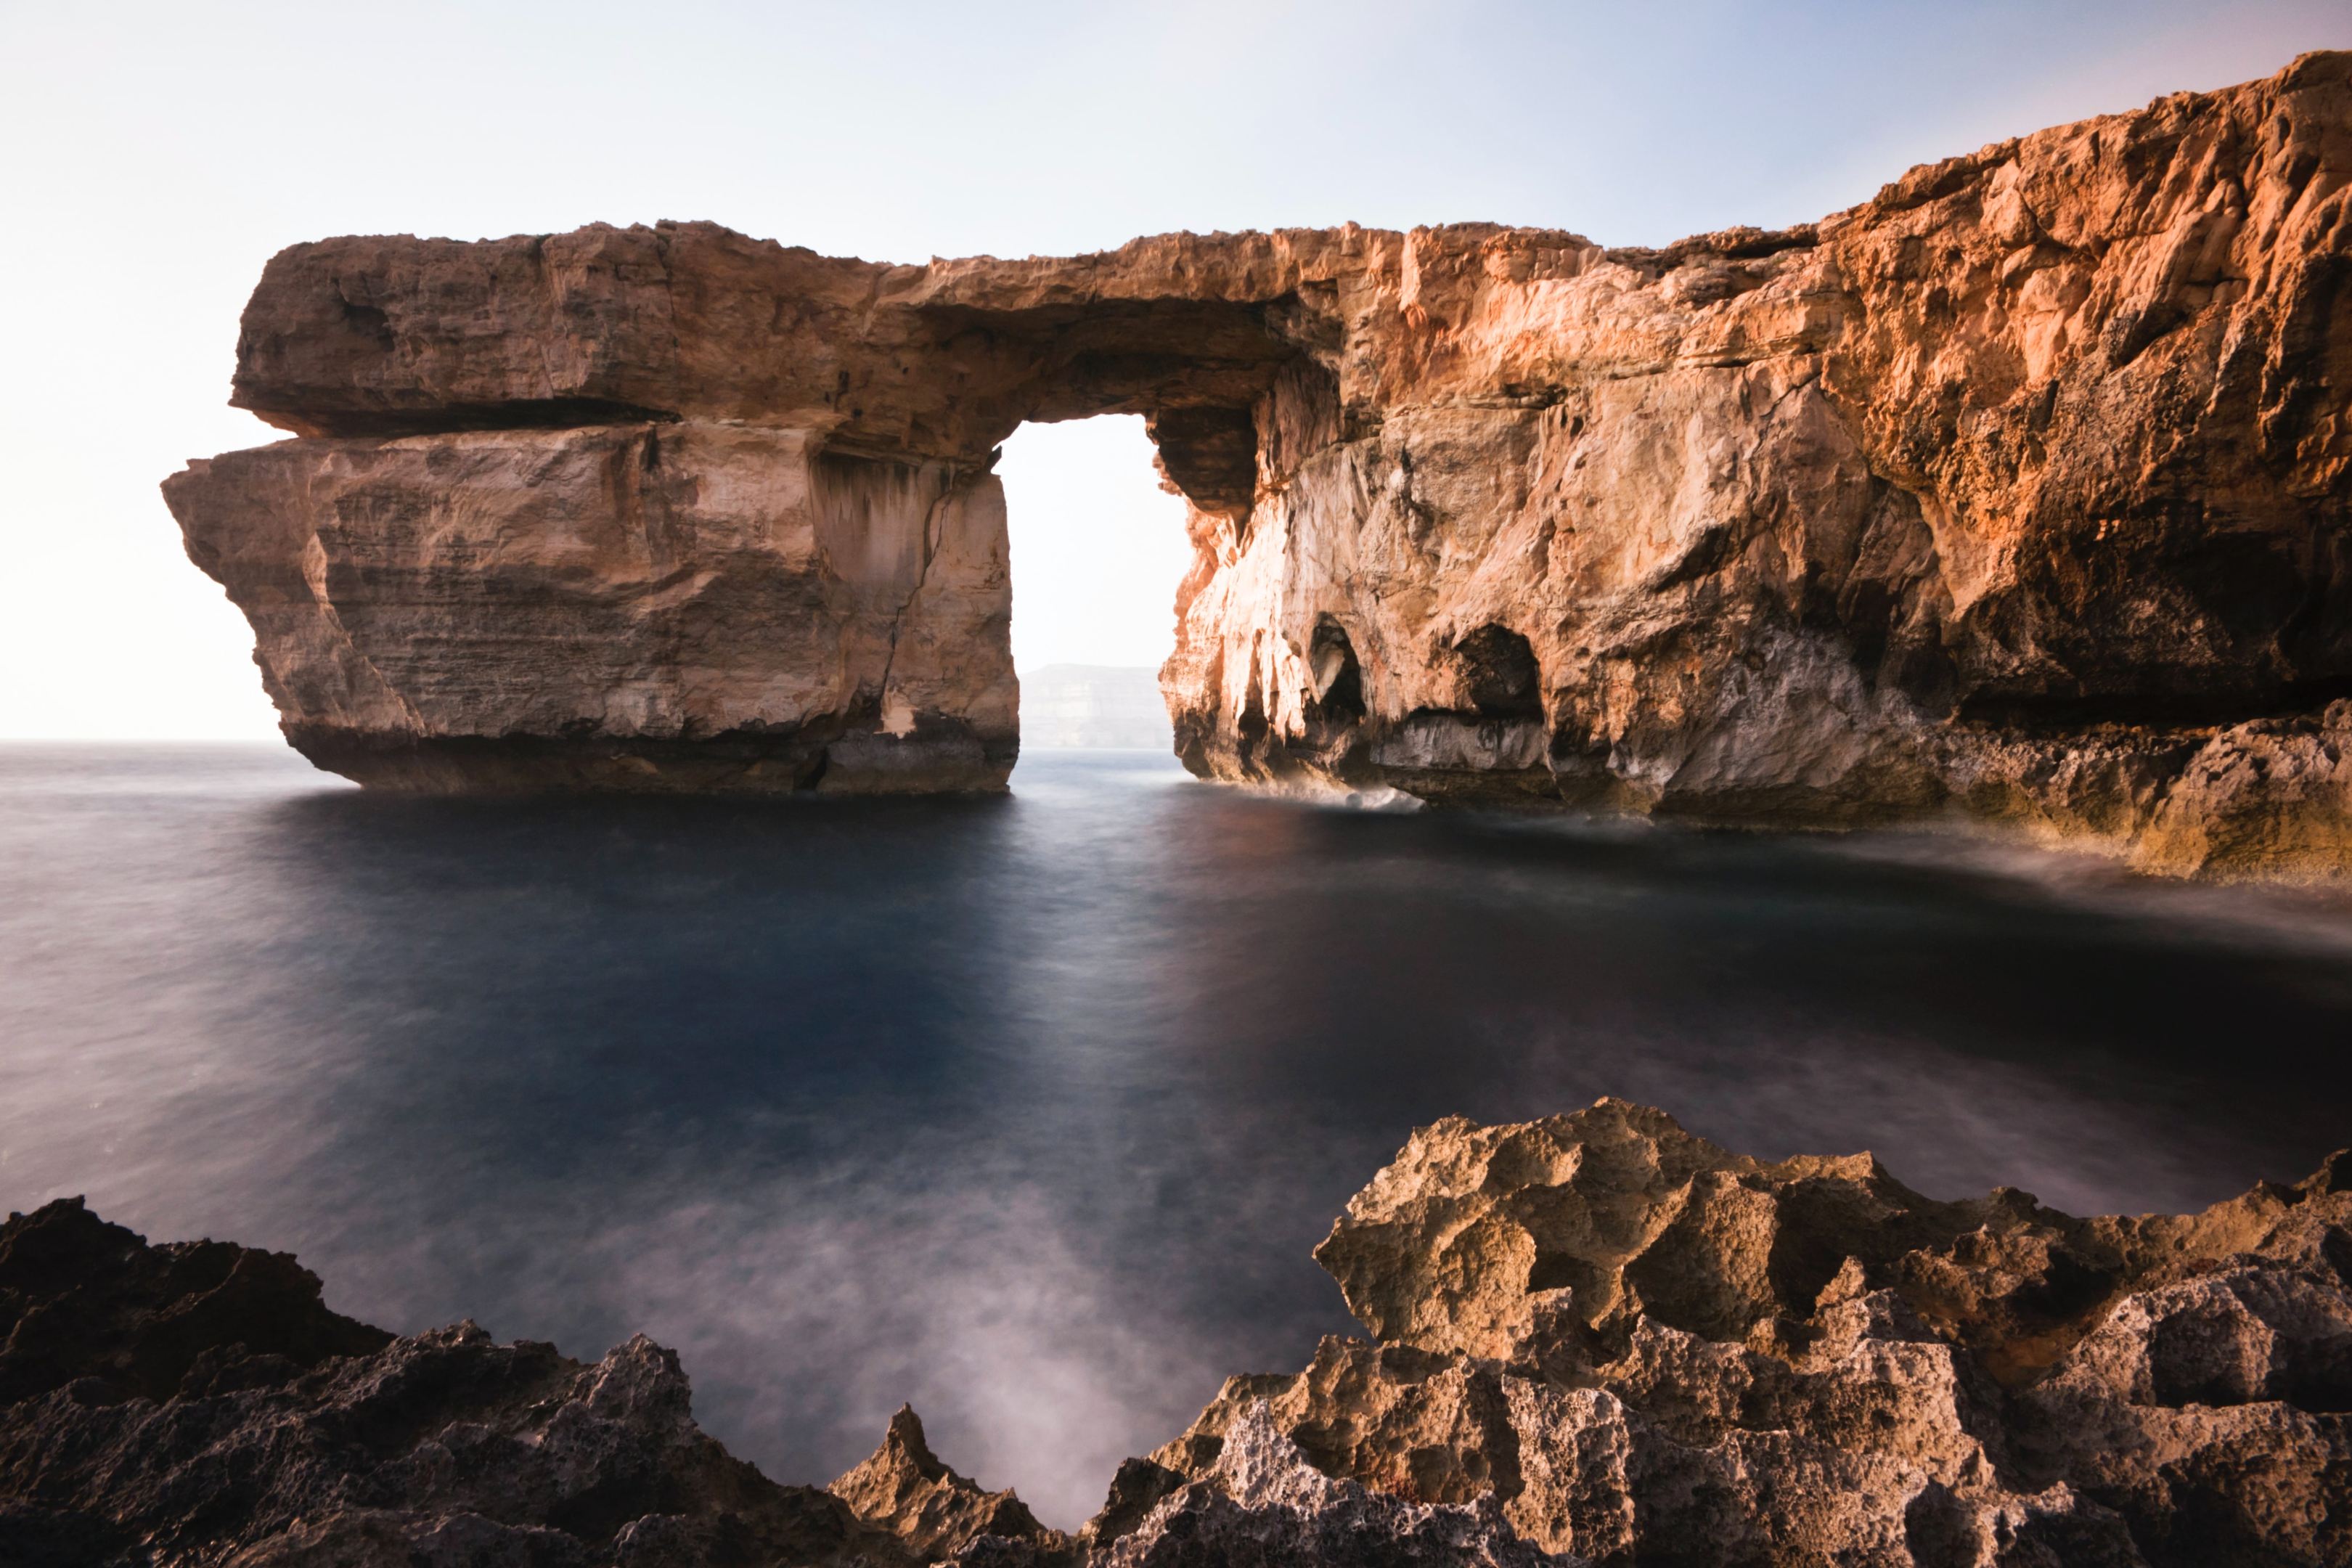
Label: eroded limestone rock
xmin=831 ymin=1405 xmax=1053 ymax=1562
xmin=1136 ymin=1101 xmax=2352 ymax=1567
xmin=166 ymin=425 xmax=1015 ymax=793
xmin=1103 ymin=1404 xmax=1569 ymax=1568
xmin=5 ymin=1112 xmax=2348 ymax=1564
xmin=163 ymin=52 xmax=2352 ymax=873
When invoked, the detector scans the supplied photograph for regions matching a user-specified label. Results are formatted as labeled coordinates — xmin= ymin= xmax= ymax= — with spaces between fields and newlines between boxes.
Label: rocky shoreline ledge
xmin=4 ymin=1101 xmax=2346 ymax=1566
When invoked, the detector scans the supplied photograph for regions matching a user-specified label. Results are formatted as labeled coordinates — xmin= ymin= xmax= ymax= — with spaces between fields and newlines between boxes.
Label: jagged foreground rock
xmin=0 ymin=1199 xmax=909 ymax=1567
xmin=163 ymin=54 xmax=2352 ymax=877
xmin=1091 ymin=1102 xmax=2352 ymax=1567
xmin=7 ymin=1104 xmax=2349 ymax=1565
xmin=830 ymin=1406 xmax=1045 ymax=1561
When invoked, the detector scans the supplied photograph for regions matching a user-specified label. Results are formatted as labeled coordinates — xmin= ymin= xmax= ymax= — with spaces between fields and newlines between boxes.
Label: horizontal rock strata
xmin=165 ymin=52 xmax=2352 ymax=841
xmin=7 ymin=1106 xmax=2349 ymax=1564
xmin=167 ymin=425 xmax=1016 ymax=794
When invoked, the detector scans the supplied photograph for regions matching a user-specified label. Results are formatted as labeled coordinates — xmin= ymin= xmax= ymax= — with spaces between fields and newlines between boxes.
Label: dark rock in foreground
xmin=0 ymin=1200 xmax=901 ymax=1567
xmin=5 ymin=1103 xmax=2348 ymax=1564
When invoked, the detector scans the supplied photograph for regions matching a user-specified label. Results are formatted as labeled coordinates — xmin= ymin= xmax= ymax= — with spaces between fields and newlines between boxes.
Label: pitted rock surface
xmin=1101 ymin=1403 xmax=1573 ymax=1568
xmin=7 ymin=1110 xmax=2349 ymax=1565
xmin=163 ymin=53 xmax=2352 ymax=878
xmin=1146 ymin=1101 xmax=2352 ymax=1567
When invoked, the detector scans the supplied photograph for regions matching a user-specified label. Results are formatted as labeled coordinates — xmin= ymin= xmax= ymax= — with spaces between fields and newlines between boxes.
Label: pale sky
xmin=1 ymin=0 xmax=2343 ymax=737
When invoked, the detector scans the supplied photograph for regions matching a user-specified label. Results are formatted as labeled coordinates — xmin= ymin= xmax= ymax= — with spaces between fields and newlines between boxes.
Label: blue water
xmin=4 ymin=742 xmax=2348 ymax=1523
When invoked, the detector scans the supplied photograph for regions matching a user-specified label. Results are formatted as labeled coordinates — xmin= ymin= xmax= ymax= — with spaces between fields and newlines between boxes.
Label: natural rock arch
xmin=166 ymin=51 xmax=2352 ymax=879
xmin=173 ymin=229 xmax=1345 ymax=794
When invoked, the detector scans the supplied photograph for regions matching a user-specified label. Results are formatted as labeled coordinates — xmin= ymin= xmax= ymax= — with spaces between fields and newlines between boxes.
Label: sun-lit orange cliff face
xmin=166 ymin=51 xmax=2352 ymax=878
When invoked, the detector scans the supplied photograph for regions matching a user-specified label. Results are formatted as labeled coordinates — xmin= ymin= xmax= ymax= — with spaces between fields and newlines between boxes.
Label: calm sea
xmin=4 ymin=742 xmax=2348 ymax=1524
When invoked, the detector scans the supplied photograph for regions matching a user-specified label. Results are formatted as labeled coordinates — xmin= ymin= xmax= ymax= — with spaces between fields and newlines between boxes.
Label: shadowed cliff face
xmin=164 ymin=52 xmax=2352 ymax=876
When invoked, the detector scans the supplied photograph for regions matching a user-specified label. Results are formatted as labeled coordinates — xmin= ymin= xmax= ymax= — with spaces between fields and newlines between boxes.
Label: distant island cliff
xmin=6 ymin=1102 xmax=2348 ymax=1564
xmin=164 ymin=52 xmax=2351 ymax=880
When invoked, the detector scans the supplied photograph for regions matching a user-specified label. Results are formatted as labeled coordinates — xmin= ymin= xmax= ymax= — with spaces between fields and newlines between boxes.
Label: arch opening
xmin=995 ymin=417 xmax=1190 ymax=756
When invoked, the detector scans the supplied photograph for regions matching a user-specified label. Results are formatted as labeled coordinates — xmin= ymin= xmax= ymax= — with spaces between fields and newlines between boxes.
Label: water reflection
xmin=2 ymin=743 xmax=2348 ymax=1524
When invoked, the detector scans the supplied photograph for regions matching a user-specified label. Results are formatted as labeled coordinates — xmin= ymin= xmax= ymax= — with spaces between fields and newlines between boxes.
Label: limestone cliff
xmin=165 ymin=52 xmax=2352 ymax=873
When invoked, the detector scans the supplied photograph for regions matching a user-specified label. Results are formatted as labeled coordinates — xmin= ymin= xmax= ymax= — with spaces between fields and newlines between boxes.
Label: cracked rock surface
xmin=162 ymin=52 xmax=2352 ymax=877
xmin=6 ymin=1104 xmax=2347 ymax=1564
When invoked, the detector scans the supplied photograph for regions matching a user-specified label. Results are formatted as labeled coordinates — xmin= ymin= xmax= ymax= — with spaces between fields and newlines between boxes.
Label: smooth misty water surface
xmin=4 ymin=743 xmax=2351 ymax=1523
